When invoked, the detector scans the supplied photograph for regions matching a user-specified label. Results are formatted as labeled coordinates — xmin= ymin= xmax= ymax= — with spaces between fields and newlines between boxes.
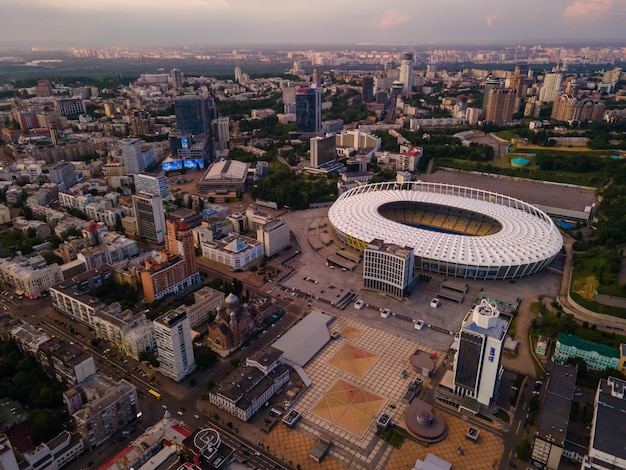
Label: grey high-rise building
xmin=49 ymin=161 xmax=77 ymax=191
xmin=121 ymin=138 xmax=145 ymax=175
xmin=399 ymin=53 xmax=414 ymax=93
xmin=362 ymin=76 xmax=374 ymax=103
xmin=295 ymin=87 xmax=322 ymax=133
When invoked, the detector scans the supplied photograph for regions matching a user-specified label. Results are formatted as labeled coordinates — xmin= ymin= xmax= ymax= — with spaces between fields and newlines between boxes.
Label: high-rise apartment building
xmin=399 ymin=53 xmax=414 ymax=93
xmin=539 ymin=73 xmax=563 ymax=103
xmin=214 ymin=116 xmax=230 ymax=151
xmin=121 ymin=138 xmax=146 ymax=175
xmin=169 ymin=68 xmax=184 ymax=89
xmin=485 ymin=89 xmax=517 ymax=124
xmin=154 ymin=310 xmax=196 ymax=382
xmin=453 ymin=300 xmax=509 ymax=406
xmin=132 ymin=193 xmax=166 ymax=244
xmin=362 ymin=76 xmax=374 ymax=103
xmin=312 ymin=68 xmax=321 ymax=88
xmin=133 ymin=173 xmax=169 ymax=199
xmin=481 ymin=77 xmax=501 ymax=117
xmin=295 ymin=87 xmax=322 ymax=133
xmin=174 ymin=95 xmax=215 ymax=136
xmin=165 ymin=218 xmax=198 ymax=277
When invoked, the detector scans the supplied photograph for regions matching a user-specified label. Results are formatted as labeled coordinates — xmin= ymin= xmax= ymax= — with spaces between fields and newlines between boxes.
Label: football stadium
xmin=328 ymin=181 xmax=563 ymax=280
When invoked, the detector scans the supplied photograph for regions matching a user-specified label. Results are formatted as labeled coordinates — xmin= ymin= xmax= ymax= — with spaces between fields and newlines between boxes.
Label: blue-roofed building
xmin=453 ymin=299 xmax=510 ymax=407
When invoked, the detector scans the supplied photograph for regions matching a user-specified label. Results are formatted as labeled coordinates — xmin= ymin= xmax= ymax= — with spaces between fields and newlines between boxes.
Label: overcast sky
xmin=2 ymin=0 xmax=625 ymax=48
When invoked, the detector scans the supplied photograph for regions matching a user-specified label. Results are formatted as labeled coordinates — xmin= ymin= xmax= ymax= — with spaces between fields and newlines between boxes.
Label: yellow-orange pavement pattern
xmin=341 ymin=325 xmax=361 ymax=340
xmin=262 ymin=316 xmax=503 ymax=469
xmin=327 ymin=343 xmax=378 ymax=378
xmin=262 ymin=424 xmax=347 ymax=470
xmin=310 ymin=379 xmax=386 ymax=436
xmin=386 ymin=412 xmax=505 ymax=470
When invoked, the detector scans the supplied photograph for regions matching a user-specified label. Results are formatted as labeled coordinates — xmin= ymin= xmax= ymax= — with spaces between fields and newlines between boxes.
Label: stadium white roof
xmin=329 ymin=182 xmax=562 ymax=269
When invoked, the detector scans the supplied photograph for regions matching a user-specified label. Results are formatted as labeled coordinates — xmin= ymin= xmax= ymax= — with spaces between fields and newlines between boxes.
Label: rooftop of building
xmin=273 ymin=310 xmax=333 ymax=367
xmin=366 ymin=238 xmax=414 ymax=258
xmin=155 ymin=309 xmax=187 ymax=328
xmin=535 ymin=363 xmax=577 ymax=446
xmin=202 ymin=159 xmax=249 ymax=182
xmin=0 ymin=397 xmax=25 ymax=429
xmin=215 ymin=364 xmax=289 ymax=404
xmin=98 ymin=418 xmax=192 ymax=470
xmin=72 ymin=375 xmax=135 ymax=422
xmin=591 ymin=377 xmax=626 ymax=459
xmin=557 ymin=332 xmax=620 ymax=359
xmin=39 ymin=337 xmax=92 ymax=368
xmin=464 ymin=314 xmax=508 ymax=342
xmin=246 ymin=346 xmax=283 ymax=369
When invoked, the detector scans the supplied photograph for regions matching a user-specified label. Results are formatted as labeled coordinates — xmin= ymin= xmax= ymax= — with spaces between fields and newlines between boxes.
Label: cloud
xmin=7 ymin=0 xmax=230 ymax=12
xmin=378 ymin=9 xmax=410 ymax=29
xmin=564 ymin=0 xmax=613 ymax=19
xmin=485 ymin=9 xmax=504 ymax=26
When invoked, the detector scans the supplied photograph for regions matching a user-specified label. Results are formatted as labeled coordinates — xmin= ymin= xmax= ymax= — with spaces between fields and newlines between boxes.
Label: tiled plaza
xmin=261 ymin=315 xmax=505 ymax=469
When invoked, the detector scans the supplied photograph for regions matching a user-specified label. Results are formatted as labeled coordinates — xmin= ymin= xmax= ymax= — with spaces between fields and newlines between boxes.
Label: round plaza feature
xmin=328 ymin=181 xmax=563 ymax=280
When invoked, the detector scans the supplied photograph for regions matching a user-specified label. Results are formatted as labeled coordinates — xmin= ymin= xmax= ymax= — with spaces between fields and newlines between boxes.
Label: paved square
xmin=310 ymin=379 xmax=386 ymax=436
xmin=327 ymin=343 xmax=377 ymax=378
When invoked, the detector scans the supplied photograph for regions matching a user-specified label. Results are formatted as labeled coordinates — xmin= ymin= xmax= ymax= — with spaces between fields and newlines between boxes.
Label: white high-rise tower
xmin=539 ymin=73 xmax=563 ymax=103
xmin=399 ymin=53 xmax=414 ymax=93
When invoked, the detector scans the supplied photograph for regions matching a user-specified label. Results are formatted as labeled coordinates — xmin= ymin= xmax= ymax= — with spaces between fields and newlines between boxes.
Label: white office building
xmin=257 ymin=219 xmax=290 ymax=257
xmin=363 ymin=239 xmax=414 ymax=301
xmin=201 ymin=233 xmax=264 ymax=271
xmin=132 ymin=193 xmax=166 ymax=244
xmin=134 ymin=174 xmax=170 ymax=199
xmin=453 ymin=299 xmax=509 ymax=407
xmin=154 ymin=310 xmax=196 ymax=382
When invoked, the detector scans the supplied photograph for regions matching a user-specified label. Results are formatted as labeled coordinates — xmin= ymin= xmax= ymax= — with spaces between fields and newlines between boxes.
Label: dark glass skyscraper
xmin=362 ymin=76 xmax=374 ymax=103
xmin=295 ymin=87 xmax=322 ymax=133
xmin=174 ymin=95 xmax=216 ymax=135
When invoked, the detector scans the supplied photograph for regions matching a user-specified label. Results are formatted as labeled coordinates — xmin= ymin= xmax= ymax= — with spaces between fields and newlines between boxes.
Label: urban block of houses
xmin=64 ymin=373 xmax=139 ymax=448
xmin=0 ymin=254 xmax=63 ymax=298
xmin=208 ymin=347 xmax=289 ymax=421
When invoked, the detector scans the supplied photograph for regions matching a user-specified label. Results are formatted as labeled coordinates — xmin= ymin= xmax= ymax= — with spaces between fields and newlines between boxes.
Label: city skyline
xmin=2 ymin=0 xmax=626 ymax=48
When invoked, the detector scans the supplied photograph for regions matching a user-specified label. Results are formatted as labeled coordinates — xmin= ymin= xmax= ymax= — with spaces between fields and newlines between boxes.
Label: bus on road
xmin=148 ymin=389 xmax=161 ymax=400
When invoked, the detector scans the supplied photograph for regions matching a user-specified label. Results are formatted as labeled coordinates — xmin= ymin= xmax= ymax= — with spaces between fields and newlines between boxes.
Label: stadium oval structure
xmin=328 ymin=181 xmax=563 ymax=280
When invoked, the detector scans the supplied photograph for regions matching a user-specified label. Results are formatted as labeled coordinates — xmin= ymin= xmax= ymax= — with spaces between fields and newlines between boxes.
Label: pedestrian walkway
xmin=253 ymin=316 xmax=505 ymax=469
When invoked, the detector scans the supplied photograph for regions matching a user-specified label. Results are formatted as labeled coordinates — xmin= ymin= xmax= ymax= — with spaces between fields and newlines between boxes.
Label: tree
xmin=28 ymin=409 xmax=62 ymax=445
xmin=515 ymin=438 xmax=532 ymax=460
xmin=194 ymin=345 xmax=218 ymax=369
xmin=230 ymin=357 xmax=241 ymax=368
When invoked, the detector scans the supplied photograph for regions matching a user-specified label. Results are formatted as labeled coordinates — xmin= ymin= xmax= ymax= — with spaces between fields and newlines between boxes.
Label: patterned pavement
xmin=261 ymin=316 xmax=504 ymax=469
